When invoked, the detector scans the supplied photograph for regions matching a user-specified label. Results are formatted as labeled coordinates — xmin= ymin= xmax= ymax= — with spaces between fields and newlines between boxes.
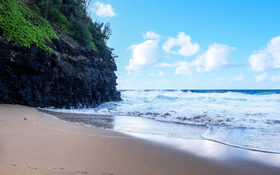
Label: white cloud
xmin=158 ymin=43 xmax=235 ymax=76
xmin=255 ymin=73 xmax=268 ymax=82
xmin=158 ymin=71 xmax=164 ymax=76
xmin=127 ymin=32 xmax=234 ymax=76
xmin=249 ymin=36 xmax=280 ymax=71
xmin=162 ymin=32 xmax=200 ymax=56
xmin=253 ymin=73 xmax=280 ymax=82
xmin=249 ymin=53 xmax=270 ymax=71
xmin=193 ymin=43 xmax=235 ymax=72
xmin=126 ymin=40 xmax=161 ymax=72
xmin=149 ymin=71 xmax=165 ymax=77
xmin=175 ymin=61 xmax=194 ymax=76
xmin=156 ymin=62 xmax=179 ymax=67
xmin=143 ymin=31 xmax=160 ymax=39
xmin=270 ymin=75 xmax=280 ymax=82
xmin=234 ymin=74 xmax=244 ymax=81
xmin=92 ymin=2 xmax=116 ymax=17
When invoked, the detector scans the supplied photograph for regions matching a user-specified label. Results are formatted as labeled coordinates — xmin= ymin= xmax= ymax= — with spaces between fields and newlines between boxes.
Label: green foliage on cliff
xmin=0 ymin=0 xmax=58 ymax=53
xmin=0 ymin=0 xmax=115 ymax=61
xmin=34 ymin=0 xmax=111 ymax=55
xmin=48 ymin=6 xmax=72 ymax=36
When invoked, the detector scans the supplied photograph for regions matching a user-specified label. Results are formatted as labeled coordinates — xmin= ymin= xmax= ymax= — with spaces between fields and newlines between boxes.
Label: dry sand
xmin=0 ymin=104 xmax=280 ymax=175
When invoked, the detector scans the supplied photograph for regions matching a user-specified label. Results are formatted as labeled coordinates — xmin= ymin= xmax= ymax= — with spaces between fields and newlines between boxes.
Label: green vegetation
xmin=35 ymin=0 xmax=113 ymax=59
xmin=48 ymin=6 xmax=72 ymax=36
xmin=0 ymin=0 xmax=58 ymax=53
xmin=0 ymin=0 xmax=114 ymax=61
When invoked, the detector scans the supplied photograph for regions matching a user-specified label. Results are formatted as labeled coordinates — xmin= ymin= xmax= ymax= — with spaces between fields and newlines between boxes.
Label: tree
xmin=84 ymin=0 xmax=92 ymax=10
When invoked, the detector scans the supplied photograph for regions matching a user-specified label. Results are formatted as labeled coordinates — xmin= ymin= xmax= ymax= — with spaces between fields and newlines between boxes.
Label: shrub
xmin=48 ymin=6 xmax=72 ymax=35
xmin=69 ymin=16 xmax=92 ymax=48
xmin=0 ymin=0 xmax=58 ymax=53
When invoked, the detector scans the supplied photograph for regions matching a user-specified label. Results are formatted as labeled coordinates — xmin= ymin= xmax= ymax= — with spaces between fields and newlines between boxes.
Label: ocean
xmin=44 ymin=89 xmax=280 ymax=153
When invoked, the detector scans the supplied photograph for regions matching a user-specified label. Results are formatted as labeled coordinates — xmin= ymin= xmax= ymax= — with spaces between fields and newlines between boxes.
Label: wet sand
xmin=1 ymin=104 xmax=280 ymax=175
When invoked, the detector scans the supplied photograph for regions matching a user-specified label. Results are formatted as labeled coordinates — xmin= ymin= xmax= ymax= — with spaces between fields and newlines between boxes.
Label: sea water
xmin=45 ymin=90 xmax=280 ymax=153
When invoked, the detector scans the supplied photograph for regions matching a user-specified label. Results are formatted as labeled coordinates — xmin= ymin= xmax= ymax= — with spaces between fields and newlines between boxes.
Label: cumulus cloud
xmin=193 ymin=43 xmax=236 ymax=72
xmin=143 ymin=31 xmax=161 ymax=39
xmin=255 ymin=73 xmax=268 ymax=82
xmin=162 ymin=32 xmax=200 ymax=56
xmin=126 ymin=40 xmax=161 ymax=72
xmin=127 ymin=32 xmax=234 ymax=76
xmin=92 ymin=2 xmax=116 ymax=17
xmin=169 ymin=43 xmax=235 ymax=75
xmin=249 ymin=36 xmax=280 ymax=71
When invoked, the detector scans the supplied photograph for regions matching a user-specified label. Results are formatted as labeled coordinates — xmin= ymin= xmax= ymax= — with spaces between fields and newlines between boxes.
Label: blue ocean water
xmin=46 ymin=89 xmax=280 ymax=153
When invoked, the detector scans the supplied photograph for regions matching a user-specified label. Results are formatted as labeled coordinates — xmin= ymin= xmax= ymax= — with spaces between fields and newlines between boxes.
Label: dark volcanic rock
xmin=0 ymin=31 xmax=121 ymax=108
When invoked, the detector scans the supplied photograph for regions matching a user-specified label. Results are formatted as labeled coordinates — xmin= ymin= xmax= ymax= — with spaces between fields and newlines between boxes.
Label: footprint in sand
xmin=53 ymin=167 xmax=65 ymax=170
xmin=77 ymin=170 xmax=88 ymax=174
xmin=28 ymin=167 xmax=38 ymax=170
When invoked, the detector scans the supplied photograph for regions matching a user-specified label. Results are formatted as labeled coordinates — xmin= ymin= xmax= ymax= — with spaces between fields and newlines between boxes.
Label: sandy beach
xmin=1 ymin=104 xmax=280 ymax=175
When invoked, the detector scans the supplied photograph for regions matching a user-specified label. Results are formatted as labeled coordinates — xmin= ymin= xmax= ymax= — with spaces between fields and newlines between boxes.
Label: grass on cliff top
xmin=0 ymin=0 xmax=58 ymax=53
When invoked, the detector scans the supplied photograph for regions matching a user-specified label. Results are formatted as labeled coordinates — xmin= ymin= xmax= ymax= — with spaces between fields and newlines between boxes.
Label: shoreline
xmin=39 ymin=108 xmax=280 ymax=155
xmin=1 ymin=104 xmax=280 ymax=175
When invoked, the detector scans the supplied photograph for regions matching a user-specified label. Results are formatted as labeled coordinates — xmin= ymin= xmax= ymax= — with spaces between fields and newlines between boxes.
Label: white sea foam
xmin=44 ymin=90 xmax=280 ymax=153
xmin=46 ymin=90 xmax=280 ymax=130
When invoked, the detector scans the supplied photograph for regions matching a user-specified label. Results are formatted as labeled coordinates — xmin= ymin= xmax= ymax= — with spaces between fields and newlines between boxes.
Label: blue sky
xmin=90 ymin=0 xmax=280 ymax=89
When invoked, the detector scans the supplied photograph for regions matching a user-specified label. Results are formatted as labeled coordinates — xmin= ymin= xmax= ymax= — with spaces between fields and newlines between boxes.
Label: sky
xmin=89 ymin=0 xmax=280 ymax=90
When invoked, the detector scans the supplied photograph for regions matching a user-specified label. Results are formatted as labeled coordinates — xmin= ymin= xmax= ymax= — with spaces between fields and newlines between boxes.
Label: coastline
xmin=1 ymin=104 xmax=280 ymax=175
xmin=39 ymin=109 xmax=280 ymax=155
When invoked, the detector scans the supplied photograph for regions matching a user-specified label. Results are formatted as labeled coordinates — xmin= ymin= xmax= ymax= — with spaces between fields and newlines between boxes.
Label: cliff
xmin=0 ymin=0 xmax=121 ymax=108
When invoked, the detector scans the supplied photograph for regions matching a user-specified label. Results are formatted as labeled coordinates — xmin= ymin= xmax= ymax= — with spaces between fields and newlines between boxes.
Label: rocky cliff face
xmin=0 ymin=31 xmax=121 ymax=108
